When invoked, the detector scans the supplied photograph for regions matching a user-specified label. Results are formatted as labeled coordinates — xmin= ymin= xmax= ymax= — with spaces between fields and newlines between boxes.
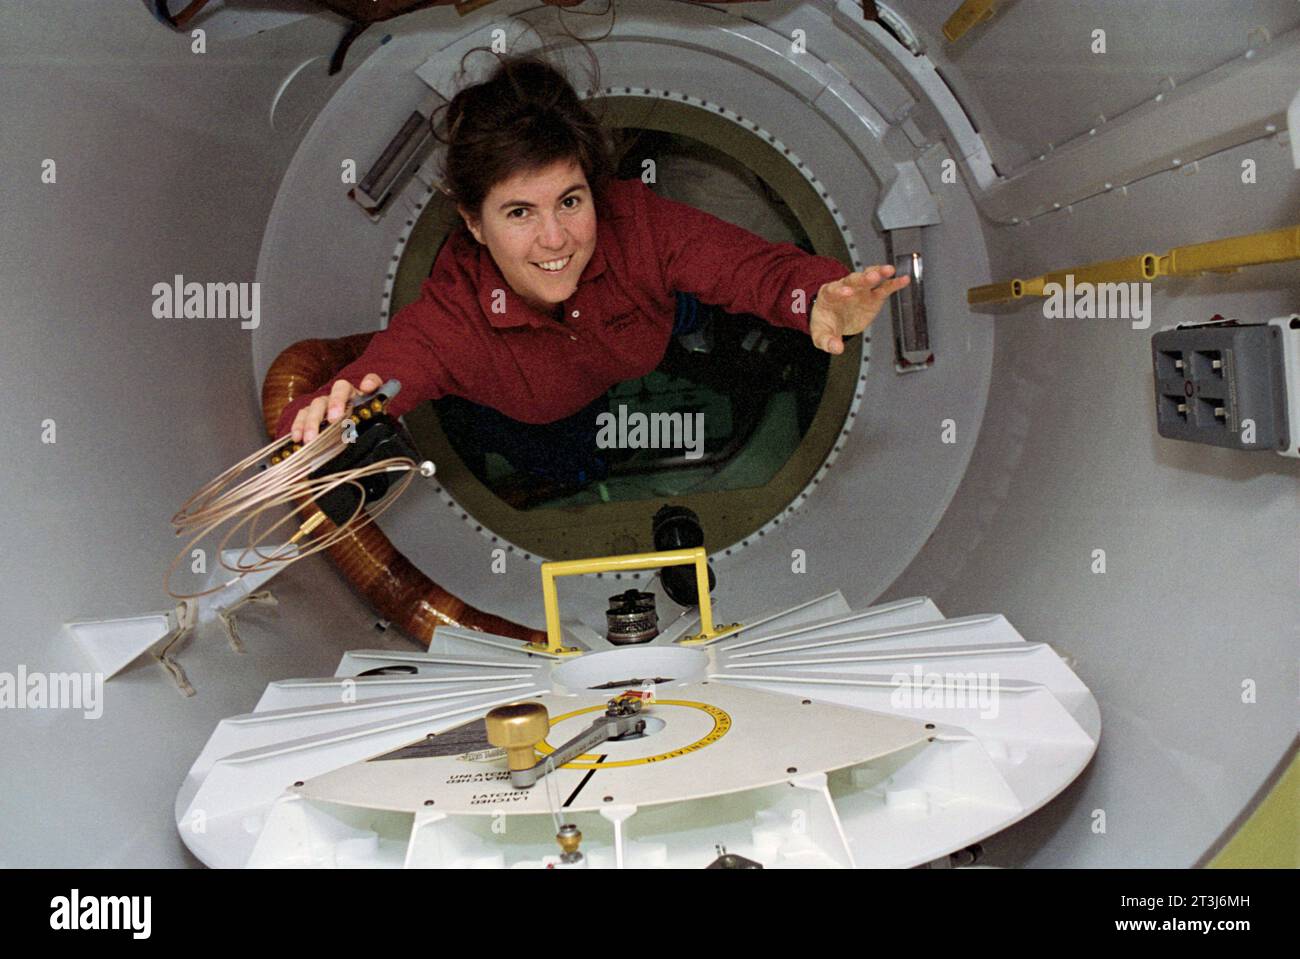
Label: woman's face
xmin=459 ymin=158 xmax=597 ymax=316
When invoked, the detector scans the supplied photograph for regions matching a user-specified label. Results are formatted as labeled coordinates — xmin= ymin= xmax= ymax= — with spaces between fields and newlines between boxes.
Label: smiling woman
xmin=274 ymin=52 xmax=904 ymax=503
xmin=437 ymin=55 xmax=612 ymax=320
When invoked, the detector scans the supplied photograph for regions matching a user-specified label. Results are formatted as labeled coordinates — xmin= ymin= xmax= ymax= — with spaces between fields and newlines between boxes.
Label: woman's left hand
xmin=809 ymin=264 xmax=911 ymax=355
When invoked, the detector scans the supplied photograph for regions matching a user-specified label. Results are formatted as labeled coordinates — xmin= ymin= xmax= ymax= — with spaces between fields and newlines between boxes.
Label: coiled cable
xmin=164 ymin=392 xmax=431 ymax=600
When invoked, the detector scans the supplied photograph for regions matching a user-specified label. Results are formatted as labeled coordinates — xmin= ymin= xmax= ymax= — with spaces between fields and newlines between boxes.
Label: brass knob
xmin=557 ymin=824 xmax=582 ymax=856
xmin=485 ymin=702 xmax=550 ymax=772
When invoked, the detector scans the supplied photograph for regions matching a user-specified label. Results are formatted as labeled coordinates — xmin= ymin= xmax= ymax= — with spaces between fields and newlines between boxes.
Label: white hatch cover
xmin=296 ymin=683 xmax=930 ymax=814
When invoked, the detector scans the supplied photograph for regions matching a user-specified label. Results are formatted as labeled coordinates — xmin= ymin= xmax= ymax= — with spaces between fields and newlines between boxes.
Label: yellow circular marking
xmin=534 ymin=699 xmax=731 ymax=769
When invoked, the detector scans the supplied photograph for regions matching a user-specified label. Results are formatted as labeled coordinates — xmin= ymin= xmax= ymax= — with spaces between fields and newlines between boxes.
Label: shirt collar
xmin=476 ymin=241 xmax=607 ymax=328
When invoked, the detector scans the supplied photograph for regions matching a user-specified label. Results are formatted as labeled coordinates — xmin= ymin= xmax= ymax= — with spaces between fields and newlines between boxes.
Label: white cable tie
xmin=544 ymin=755 xmax=562 ymax=834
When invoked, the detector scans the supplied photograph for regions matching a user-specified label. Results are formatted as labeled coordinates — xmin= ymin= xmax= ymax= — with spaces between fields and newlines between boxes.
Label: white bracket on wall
xmin=1270 ymin=314 xmax=1300 ymax=459
xmin=1290 ymin=87 xmax=1300 ymax=169
xmin=844 ymin=3 xmax=998 ymax=192
xmin=65 ymin=546 xmax=294 ymax=695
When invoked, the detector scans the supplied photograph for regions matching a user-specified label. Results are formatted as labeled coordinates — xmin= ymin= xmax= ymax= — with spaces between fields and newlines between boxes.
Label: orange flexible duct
xmin=261 ymin=334 xmax=547 ymax=647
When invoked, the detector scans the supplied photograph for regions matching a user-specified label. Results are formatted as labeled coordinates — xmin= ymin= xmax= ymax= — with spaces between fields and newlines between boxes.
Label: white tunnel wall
xmin=0 ymin=4 xmax=403 ymax=867
xmin=883 ymin=140 xmax=1300 ymax=857
xmin=880 ymin=3 xmax=1300 ymax=867
xmin=883 ymin=130 xmax=1300 ymax=866
xmin=0 ymin=0 xmax=1295 ymax=868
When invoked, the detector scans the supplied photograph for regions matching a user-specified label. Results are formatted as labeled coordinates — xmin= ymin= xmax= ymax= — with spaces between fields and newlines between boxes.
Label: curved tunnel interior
xmin=2 ymin=0 xmax=1296 ymax=871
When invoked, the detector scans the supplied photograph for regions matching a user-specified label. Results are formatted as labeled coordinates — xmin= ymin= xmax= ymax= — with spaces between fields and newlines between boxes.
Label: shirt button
xmin=569 ymin=334 xmax=578 ymax=341
xmin=571 ymin=310 xmax=580 ymax=318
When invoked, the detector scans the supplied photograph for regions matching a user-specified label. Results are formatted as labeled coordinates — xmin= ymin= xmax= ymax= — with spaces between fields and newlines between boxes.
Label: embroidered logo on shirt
xmin=603 ymin=311 xmax=638 ymax=332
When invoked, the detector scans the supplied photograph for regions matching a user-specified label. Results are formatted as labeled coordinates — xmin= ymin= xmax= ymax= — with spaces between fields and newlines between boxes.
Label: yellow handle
xmin=968 ymin=224 xmax=1300 ymax=306
xmin=540 ymin=547 xmax=715 ymax=654
xmin=943 ymin=0 xmax=997 ymax=43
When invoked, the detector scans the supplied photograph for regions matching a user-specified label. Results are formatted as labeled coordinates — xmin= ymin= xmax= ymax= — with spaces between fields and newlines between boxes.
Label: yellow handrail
xmin=533 ymin=546 xmax=737 ymax=654
xmin=943 ymin=0 xmax=998 ymax=43
xmin=1156 ymin=226 xmax=1300 ymax=277
xmin=967 ymin=224 xmax=1300 ymax=306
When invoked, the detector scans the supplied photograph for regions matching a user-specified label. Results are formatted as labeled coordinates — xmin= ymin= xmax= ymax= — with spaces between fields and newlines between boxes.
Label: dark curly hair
xmin=432 ymin=52 xmax=615 ymax=223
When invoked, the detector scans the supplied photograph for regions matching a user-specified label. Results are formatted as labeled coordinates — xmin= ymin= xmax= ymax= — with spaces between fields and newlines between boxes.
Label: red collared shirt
xmin=275 ymin=176 xmax=849 ymax=435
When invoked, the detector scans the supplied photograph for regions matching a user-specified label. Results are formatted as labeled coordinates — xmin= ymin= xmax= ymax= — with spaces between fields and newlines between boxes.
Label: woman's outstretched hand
xmin=809 ymin=264 xmax=911 ymax=355
xmin=290 ymin=372 xmax=385 ymax=444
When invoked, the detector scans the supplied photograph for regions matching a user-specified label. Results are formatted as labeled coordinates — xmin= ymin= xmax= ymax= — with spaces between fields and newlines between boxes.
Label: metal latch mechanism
xmin=485 ymin=694 xmax=649 ymax=790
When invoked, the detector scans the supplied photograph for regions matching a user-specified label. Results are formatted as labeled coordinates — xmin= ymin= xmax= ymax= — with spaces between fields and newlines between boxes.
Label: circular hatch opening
xmin=398 ymin=98 xmax=864 ymax=561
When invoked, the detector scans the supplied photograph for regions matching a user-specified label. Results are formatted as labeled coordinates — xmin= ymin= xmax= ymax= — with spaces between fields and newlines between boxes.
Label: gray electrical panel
xmin=1151 ymin=321 xmax=1292 ymax=451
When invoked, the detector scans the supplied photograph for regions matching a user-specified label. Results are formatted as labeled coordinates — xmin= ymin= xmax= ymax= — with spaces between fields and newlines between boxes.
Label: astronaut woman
xmin=277 ymin=54 xmax=909 ymax=493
